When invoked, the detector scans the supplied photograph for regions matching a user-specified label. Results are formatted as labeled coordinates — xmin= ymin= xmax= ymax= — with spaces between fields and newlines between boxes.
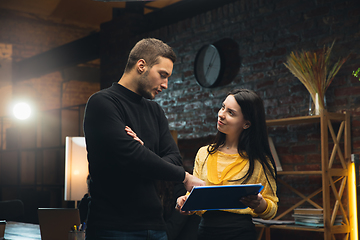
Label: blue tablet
xmin=181 ymin=184 xmax=264 ymax=211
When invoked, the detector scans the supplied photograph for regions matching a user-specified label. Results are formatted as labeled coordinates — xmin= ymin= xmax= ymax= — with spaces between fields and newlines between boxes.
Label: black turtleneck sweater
xmin=83 ymin=83 xmax=185 ymax=231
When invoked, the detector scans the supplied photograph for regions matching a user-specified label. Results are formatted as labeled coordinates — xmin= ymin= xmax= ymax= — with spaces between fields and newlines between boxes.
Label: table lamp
xmin=64 ymin=137 xmax=89 ymax=208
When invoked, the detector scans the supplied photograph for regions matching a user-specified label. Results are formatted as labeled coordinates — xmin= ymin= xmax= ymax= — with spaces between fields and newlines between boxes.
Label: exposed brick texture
xmin=101 ymin=1 xmax=360 ymax=238
xmin=0 ymin=9 xmax=96 ymax=62
xmin=0 ymin=8 xmax=101 ymax=223
xmin=114 ymin=0 xmax=360 ymax=143
xmin=0 ymin=0 xmax=359 ymax=235
xmin=0 ymin=8 xmax=100 ymax=112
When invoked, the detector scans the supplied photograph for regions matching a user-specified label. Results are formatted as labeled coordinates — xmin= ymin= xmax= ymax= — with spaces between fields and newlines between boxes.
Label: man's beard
xmin=137 ymin=71 xmax=154 ymax=100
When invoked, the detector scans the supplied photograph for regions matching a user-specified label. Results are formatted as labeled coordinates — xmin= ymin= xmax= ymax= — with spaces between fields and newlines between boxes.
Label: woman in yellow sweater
xmin=176 ymin=89 xmax=278 ymax=240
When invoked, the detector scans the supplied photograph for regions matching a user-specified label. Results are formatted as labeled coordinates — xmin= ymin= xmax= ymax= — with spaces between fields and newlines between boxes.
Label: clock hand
xmin=205 ymin=50 xmax=217 ymax=77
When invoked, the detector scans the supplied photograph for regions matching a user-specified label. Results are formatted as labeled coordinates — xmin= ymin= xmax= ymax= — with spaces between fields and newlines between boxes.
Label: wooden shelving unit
xmin=256 ymin=110 xmax=357 ymax=240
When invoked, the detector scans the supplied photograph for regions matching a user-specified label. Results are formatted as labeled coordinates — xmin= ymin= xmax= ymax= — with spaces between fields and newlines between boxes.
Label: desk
xmin=4 ymin=221 xmax=41 ymax=240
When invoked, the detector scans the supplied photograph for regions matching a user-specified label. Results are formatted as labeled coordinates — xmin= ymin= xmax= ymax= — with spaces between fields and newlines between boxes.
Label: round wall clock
xmin=194 ymin=44 xmax=224 ymax=88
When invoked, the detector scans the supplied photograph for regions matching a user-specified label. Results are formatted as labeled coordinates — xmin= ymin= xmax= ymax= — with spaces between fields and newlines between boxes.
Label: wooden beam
xmin=12 ymin=0 xmax=238 ymax=83
xmin=138 ymin=0 xmax=239 ymax=34
xmin=12 ymin=33 xmax=99 ymax=83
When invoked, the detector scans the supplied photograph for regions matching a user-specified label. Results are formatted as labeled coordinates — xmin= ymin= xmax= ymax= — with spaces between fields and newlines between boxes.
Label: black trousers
xmin=197 ymin=211 xmax=256 ymax=240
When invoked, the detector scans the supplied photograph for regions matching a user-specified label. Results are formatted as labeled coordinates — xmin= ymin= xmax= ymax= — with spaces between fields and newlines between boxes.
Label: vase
xmin=308 ymin=93 xmax=326 ymax=116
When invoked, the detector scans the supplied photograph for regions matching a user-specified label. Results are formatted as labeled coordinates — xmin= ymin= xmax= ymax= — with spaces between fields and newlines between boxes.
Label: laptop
xmin=38 ymin=208 xmax=81 ymax=240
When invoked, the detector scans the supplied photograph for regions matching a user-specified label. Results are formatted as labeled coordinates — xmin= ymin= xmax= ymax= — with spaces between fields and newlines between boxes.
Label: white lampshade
xmin=64 ymin=137 xmax=89 ymax=201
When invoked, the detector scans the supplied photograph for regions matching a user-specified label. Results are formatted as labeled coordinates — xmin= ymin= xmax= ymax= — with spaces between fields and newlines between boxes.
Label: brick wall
xmin=0 ymin=9 xmax=100 ymax=111
xmin=156 ymin=0 xmax=360 ymax=138
xmin=0 ymin=9 xmax=101 ymax=222
xmin=0 ymin=0 xmax=358 ymax=233
xmin=0 ymin=9 xmax=96 ymax=61
xmin=102 ymin=0 xmax=360 ymax=160
xmin=102 ymin=0 xmax=360 ymax=238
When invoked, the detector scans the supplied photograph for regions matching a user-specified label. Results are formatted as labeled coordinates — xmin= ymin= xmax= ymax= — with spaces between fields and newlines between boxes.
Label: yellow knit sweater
xmin=192 ymin=146 xmax=278 ymax=220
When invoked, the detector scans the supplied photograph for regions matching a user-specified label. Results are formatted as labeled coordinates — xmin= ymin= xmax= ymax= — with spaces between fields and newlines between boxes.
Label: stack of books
xmin=292 ymin=208 xmax=343 ymax=227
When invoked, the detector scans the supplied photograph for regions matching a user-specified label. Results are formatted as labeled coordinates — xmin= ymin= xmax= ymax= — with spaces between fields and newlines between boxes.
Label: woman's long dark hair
xmin=208 ymin=89 xmax=277 ymax=191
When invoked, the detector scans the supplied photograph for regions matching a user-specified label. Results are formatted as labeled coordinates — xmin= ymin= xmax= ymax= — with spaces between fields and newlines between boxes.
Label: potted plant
xmin=284 ymin=41 xmax=348 ymax=115
xmin=353 ymin=67 xmax=360 ymax=80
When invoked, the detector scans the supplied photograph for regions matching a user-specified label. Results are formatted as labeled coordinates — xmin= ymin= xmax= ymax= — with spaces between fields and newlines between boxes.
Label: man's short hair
xmin=124 ymin=38 xmax=176 ymax=72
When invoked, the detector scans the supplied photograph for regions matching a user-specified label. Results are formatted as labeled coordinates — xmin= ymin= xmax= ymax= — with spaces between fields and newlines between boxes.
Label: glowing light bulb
xmin=13 ymin=102 xmax=31 ymax=120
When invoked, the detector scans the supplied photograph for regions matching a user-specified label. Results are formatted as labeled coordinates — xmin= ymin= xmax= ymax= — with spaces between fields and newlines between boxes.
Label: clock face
xmin=194 ymin=44 xmax=222 ymax=88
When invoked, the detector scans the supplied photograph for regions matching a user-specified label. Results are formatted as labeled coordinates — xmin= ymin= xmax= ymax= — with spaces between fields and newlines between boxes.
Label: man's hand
xmin=125 ymin=126 xmax=144 ymax=145
xmin=183 ymin=172 xmax=205 ymax=192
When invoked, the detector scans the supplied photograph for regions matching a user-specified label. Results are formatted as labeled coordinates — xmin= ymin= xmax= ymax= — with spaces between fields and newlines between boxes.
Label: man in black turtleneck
xmin=83 ymin=38 xmax=205 ymax=240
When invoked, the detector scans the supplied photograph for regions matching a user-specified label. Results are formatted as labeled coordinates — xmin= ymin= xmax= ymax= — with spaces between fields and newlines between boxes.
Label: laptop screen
xmin=38 ymin=208 xmax=81 ymax=240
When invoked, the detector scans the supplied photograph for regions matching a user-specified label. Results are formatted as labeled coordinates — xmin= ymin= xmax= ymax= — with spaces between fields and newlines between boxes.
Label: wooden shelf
xmin=256 ymin=223 xmax=325 ymax=232
xmin=257 ymin=110 xmax=356 ymax=240
xmin=278 ymin=169 xmax=347 ymax=176
xmin=266 ymin=112 xmax=346 ymax=126
xmin=255 ymin=223 xmax=349 ymax=233
xmin=278 ymin=171 xmax=322 ymax=175
xmin=266 ymin=115 xmax=322 ymax=126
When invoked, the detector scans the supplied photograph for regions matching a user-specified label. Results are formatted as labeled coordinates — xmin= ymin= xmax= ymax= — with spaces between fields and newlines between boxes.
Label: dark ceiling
xmin=0 ymin=0 xmax=182 ymax=30
xmin=7 ymin=0 xmax=239 ymax=83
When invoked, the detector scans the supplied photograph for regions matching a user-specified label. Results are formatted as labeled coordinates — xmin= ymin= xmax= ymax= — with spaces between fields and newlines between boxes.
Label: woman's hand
xmin=125 ymin=126 xmax=144 ymax=145
xmin=175 ymin=195 xmax=192 ymax=215
xmin=240 ymin=193 xmax=267 ymax=213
